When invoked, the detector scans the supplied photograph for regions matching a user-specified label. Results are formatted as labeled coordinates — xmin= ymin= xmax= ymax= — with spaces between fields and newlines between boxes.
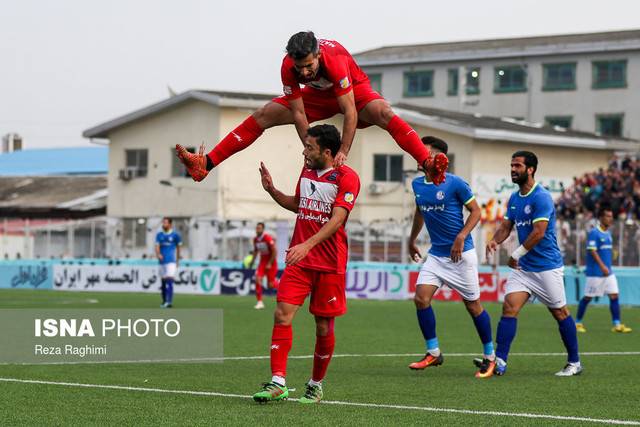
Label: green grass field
xmin=1 ymin=289 xmax=639 ymax=426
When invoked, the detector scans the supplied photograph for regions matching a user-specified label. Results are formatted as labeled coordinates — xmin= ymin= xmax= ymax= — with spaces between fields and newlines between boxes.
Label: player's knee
xmin=273 ymin=307 xmax=293 ymax=326
xmin=464 ymin=300 xmax=483 ymax=317
xmin=550 ymin=306 xmax=570 ymax=321
xmin=582 ymin=296 xmax=592 ymax=302
xmin=414 ymin=292 xmax=432 ymax=309
xmin=379 ymin=104 xmax=395 ymax=125
xmin=501 ymin=302 xmax=519 ymax=317
xmin=609 ymin=293 xmax=619 ymax=300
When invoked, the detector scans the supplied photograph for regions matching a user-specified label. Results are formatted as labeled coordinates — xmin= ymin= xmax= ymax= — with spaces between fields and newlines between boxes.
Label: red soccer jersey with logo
xmin=281 ymin=39 xmax=370 ymax=100
xmin=291 ymin=165 xmax=360 ymax=274
xmin=254 ymin=233 xmax=275 ymax=260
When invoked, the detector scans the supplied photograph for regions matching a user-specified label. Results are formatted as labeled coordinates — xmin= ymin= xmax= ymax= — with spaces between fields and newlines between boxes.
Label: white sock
xmin=569 ymin=361 xmax=581 ymax=367
xmin=308 ymin=379 xmax=322 ymax=388
xmin=428 ymin=348 xmax=441 ymax=357
xmin=272 ymin=375 xmax=285 ymax=386
xmin=484 ymin=352 xmax=496 ymax=361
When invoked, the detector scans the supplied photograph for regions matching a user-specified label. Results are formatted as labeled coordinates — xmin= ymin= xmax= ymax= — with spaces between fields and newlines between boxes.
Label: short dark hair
xmin=286 ymin=31 xmax=318 ymax=60
xmin=163 ymin=217 xmax=173 ymax=225
xmin=307 ymin=124 xmax=341 ymax=156
xmin=421 ymin=136 xmax=448 ymax=155
xmin=257 ymin=222 xmax=265 ymax=228
xmin=598 ymin=206 xmax=613 ymax=218
xmin=512 ymin=151 xmax=538 ymax=177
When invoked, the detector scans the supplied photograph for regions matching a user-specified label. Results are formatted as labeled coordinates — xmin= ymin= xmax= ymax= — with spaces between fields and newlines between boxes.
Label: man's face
xmin=162 ymin=219 xmax=171 ymax=231
xmin=303 ymin=135 xmax=329 ymax=170
xmin=255 ymin=224 xmax=264 ymax=236
xmin=600 ymin=210 xmax=614 ymax=227
xmin=511 ymin=156 xmax=531 ymax=185
xmin=294 ymin=52 xmax=320 ymax=81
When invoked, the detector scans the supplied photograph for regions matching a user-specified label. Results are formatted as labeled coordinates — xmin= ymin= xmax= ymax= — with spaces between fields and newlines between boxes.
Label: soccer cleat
xmin=160 ymin=302 xmax=172 ymax=308
xmin=494 ymin=357 xmax=507 ymax=376
xmin=576 ymin=323 xmax=587 ymax=333
xmin=298 ymin=382 xmax=323 ymax=404
xmin=423 ymin=153 xmax=449 ymax=185
xmin=254 ymin=300 xmax=265 ymax=310
xmin=252 ymin=382 xmax=288 ymax=403
xmin=474 ymin=358 xmax=497 ymax=378
xmin=612 ymin=324 xmax=632 ymax=333
xmin=409 ymin=353 xmax=444 ymax=370
xmin=555 ymin=363 xmax=583 ymax=377
xmin=176 ymin=143 xmax=209 ymax=182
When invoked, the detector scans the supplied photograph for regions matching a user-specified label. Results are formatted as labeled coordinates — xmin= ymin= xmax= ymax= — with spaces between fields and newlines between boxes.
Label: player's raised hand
xmin=259 ymin=162 xmax=274 ymax=193
xmin=409 ymin=241 xmax=422 ymax=263
xmin=333 ymin=151 xmax=348 ymax=168
xmin=485 ymin=240 xmax=499 ymax=261
xmin=285 ymin=242 xmax=311 ymax=266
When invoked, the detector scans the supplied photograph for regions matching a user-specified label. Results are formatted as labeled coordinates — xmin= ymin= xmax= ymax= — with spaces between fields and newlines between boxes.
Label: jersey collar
xmin=162 ymin=229 xmax=174 ymax=235
xmin=597 ymin=224 xmax=608 ymax=233
xmin=518 ymin=181 xmax=538 ymax=197
xmin=316 ymin=167 xmax=334 ymax=177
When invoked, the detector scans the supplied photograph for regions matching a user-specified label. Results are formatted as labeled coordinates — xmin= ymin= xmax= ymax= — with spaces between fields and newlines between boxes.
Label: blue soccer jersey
xmin=156 ymin=230 xmax=182 ymax=264
xmin=412 ymin=173 xmax=475 ymax=257
xmin=585 ymin=226 xmax=613 ymax=277
xmin=504 ymin=182 xmax=563 ymax=272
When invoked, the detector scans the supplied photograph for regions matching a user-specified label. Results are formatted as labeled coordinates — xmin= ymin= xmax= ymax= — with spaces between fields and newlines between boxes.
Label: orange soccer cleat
xmin=474 ymin=358 xmax=497 ymax=379
xmin=409 ymin=353 xmax=444 ymax=370
xmin=175 ymin=143 xmax=209 ymax=182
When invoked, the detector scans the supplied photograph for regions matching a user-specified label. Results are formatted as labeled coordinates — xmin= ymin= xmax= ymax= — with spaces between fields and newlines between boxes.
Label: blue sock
xmin=416 ymin=306 xmax=438 ymax=351
xmin=576 ymin=298 xmax=590 ymax=323
xmin=495 ymin=316 xmax=517 ymax=362
xmin=161 ymin=279 xmax=167 ymax=303
xmin=166 ymin=278 xmax=174 ymax=304
xmin=472 ymin=310 xmax=494 ymax=356
xmin=610 ymin=298 xmax=621 ymax=326
xmin=558 ymin=316 xmax=580 ymax=364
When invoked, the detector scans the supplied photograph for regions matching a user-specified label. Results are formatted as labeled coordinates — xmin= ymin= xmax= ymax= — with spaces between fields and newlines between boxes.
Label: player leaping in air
xmin=175 ymin=31 xmax=448 ymax=184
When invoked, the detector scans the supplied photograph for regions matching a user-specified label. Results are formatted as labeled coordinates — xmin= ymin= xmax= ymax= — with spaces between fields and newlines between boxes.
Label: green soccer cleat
xmin=252 ymin=382 xmax=288 ymax=404
xmin=299 ymin=382 xmax=323 ymax=404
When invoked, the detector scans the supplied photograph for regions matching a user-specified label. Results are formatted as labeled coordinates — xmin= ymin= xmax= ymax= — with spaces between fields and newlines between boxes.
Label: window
xmin=172 ymin=147 xmax=195 ymax=177
xmin=545 ymin=116 xmax=572 ymax=129
xmin=369 ymin=73 xmax=382 ymax=93
xmin=125 ymin=149 xmax=148 ymax=177
xmin=447 ymin=69 xmax=458 ymax=95
xmin=123 ymin=218 xmax=147 ymax=248
xmin=466 ymin=67 xmax=480 ymax=95
xmin=596 ymin=114 xmax=624 ymax=137
xmin=374 ymin=154 xmax=403 ymax=182
xmin=494 ymin=65 xmax=527 ymax=93
xmin=543 ymin=63 xmax=576 ymax=91
xmin=592 ymin=60 xmax=627 ymax=89
xmin=403 ymin=71 xmax=434 ymax=97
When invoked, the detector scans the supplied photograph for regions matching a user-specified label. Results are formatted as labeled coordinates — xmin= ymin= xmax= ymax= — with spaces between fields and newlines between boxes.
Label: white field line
xmin=0 ymin=377 xmax=638 ymax=426
xmin=0 ymin=351 xmax=638 ymax=365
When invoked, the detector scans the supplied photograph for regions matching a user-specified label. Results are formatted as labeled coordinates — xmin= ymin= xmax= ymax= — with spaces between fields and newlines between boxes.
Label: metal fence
xmin=2 ymin=216 xmax=639 ymax=267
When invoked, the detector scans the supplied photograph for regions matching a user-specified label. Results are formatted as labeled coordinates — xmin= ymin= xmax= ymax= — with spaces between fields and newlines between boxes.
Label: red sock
xmin=386 ymin=115 xmax=430 ymax=166
xmin=207 ymin=115 xmax=264 ymax=166
xmin=312 ymin=332 xmax=335 ymax=382
xmin=270 ymin=324 xmax=292 ymax=377
xmin=255 ymin=277 xmax=263 ymax=301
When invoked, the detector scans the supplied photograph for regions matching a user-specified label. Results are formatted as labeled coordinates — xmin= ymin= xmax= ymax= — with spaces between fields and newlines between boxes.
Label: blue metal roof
xmin=0 ymin=147 xmax=108 ymax=176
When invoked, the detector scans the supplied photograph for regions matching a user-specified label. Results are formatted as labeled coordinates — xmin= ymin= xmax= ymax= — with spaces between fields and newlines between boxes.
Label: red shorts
xmin=277 ymin=264 xmax=347 ymax=317
xmin=256 ymin=260 xmax=278 ymax=282
xmin=272 ymin=83 xmax=384 ymax=128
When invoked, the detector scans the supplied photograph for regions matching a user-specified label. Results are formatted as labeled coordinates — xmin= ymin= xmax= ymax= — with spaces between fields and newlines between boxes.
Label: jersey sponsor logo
xmin=436 ymin=190 xmax=445 ymax=200
xmin=515 ymin=219 xmax=532 ymax=227
xmin=327 ymin=171 xmax=338 ymax=182
xmin=339 ymin=76 xmax=350 ymax=89
xmin=299 ymin=197 xmax=333 ymax=214
xmin=419 ymin=203 xmax=445 ymax=213
xmin=344 ymin=192 xmax=354 ymax=203
xmin=283 ymin=85 xmax=292 ymax=95
xmin=524 ymin=205 xmax=532 ymax=214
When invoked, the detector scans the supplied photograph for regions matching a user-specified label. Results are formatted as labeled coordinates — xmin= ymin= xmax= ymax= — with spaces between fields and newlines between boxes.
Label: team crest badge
xmin=436 ymin=191 xmax=445 ymax=200
xmin=344 ymin=192 xmax=354 ymax=203
xmin=524 ymin=205 xmax=532 ymax=214
xmin=339 ymin=77 xmax=350 ymax=89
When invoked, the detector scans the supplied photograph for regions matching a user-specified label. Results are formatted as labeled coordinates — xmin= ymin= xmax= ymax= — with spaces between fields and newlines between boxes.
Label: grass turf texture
xmin=0 ymin=289 xmax=639 ymax=426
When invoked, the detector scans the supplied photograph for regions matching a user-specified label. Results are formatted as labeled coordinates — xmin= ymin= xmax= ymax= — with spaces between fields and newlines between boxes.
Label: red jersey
xmin=254 ymin=233 xmax=275 ymax=259
xmin=281 ymin=39 xmax=370 ymax=100
xmin=291 ymin=165 xmax=360 ymax=274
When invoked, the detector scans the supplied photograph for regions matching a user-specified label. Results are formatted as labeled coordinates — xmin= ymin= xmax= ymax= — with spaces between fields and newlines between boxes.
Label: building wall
xmin=364 ymin=51 xmax=640 ymax=139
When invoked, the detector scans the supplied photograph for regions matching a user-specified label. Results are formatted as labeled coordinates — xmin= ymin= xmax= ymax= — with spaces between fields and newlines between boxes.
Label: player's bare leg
xmin=253 ymin=301 xmax=300 ymax=403
xmin=409 ymin=284 xmax=444 ymax=370
xmin=177 ymin=102 xmax=294 ymax=182
xmin=358 ymin=99 xmax=448 ymax=185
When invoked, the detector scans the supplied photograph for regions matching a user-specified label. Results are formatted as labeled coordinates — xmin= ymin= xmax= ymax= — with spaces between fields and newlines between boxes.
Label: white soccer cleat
xmin=555 ymin=363 xmax=582 ymax=377
xmin=254 ymin=300 xmax=265 ymax=310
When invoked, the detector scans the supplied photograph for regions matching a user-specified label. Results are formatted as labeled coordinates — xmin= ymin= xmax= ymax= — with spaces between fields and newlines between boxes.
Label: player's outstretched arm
xmin=285 ymin=207 xmax=348 ymax=266
xmin=408 ymin=205 xmax=424 ymax=262
xmin=259 ymin=162 xmax=298 ymax=213
xmin=334 ymin=91 xmax=357 ymax=167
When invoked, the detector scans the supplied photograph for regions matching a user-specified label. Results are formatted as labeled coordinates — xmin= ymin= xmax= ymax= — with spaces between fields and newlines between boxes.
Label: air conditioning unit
xmin=368 ymin=182 xmax=384 ymax=195
xmin=118 ymin=167 xmax=137 ymax=181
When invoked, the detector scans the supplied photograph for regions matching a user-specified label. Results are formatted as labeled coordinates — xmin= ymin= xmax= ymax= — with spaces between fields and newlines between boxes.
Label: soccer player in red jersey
xmin=249 ymin=222 xmax=279 ymax=310
xmin=176 ymin=31 xmax=448 ymax=184
xmin=252 ymin=124 xmax=360 ymax=404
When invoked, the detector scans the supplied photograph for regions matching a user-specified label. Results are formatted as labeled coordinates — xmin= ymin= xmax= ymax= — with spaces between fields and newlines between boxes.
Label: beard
xmin=511 ymin=171 xmax=529 ymax=185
